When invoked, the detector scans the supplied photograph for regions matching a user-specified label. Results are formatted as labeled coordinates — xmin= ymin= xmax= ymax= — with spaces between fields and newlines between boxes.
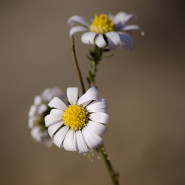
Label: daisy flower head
xmin=68 ymin=12 xmax=144 ymax=50
xmin=45 ymin=86 xmax=109 ymax=153
xmin=28 ymin=87 xmax=66 ymax=147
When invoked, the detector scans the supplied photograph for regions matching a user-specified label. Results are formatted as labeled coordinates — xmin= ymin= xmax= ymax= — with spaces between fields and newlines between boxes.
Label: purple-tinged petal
xmin=69 ymin=26 xmax=88 ymax=36
xmin=118 ymin=32 xmax=135 ymax=50
xmin=105 ymin=31 xmax=120 ymax=49
xmin=121 ymin=25 xmax=144 ymax=35
xmin=81 ymin=32 xmax=97 ymax=45
xmin=113 ymin=12 xmax=137 ymax=26
xmin=95 ymin=34 xmax=107 ymax=48
xmin=68 ymin=15 xmax=90 ymax=27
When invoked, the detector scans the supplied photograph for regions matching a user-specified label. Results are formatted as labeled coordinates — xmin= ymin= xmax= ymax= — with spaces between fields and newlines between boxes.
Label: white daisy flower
xmin=45 ymin=86 xmax=109 ymax=153
xmin=28 ymin=87 xmax=66 ymax=147
xmin=68 ymin=12 xmax=144 ymax=50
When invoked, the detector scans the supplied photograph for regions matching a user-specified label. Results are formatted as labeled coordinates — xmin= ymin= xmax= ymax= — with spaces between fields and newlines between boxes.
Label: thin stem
xmin=87 ymin=46 xmax=120 ymax=185
xmin=71 ymin=36 xmax=86 ymax=94
xmin=86 ymin=46 xmax=103 ymax=87
xmin=99 ymin=145 xmax=120 ymax=185
xmin=71 ymin=39 xmax=119 ymax=184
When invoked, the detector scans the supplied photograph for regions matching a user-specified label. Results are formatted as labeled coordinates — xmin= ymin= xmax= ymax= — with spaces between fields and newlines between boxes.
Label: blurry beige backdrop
xmin=0 ymin=0 xmax=185 ymax=185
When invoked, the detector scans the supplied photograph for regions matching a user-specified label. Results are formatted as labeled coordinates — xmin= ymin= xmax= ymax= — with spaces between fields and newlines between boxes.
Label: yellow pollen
xmin=90 ymin=14 xmax=116 ymax=34
xmin=63 ymin=105 xmax=89 ymax=130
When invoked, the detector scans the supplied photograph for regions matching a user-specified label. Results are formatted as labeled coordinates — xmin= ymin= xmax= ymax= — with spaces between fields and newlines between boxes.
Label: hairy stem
xmin=86 ymin=46 xmax=103 ymax=87
xmin=99 ymin=145 xmax=120 ymax=185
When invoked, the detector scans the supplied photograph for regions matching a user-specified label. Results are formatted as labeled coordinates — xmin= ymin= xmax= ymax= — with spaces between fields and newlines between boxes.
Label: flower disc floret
xmin=63 ymin=105 xmax=89 ymax=130
xmin=90 ymin=14 xmax=116 ymax=34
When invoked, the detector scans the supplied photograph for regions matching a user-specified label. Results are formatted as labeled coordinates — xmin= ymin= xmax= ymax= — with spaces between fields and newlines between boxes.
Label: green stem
xmin=71 ymin=38 xmax=119 ymax=185
xmin=99 ymin=145 xmax=120 ymax=185
xmin=86 ymin=46 xmax=120 ymax=185
xmin=87 ymin=46 xmax=119 ymax=185
xmin=86 ymin=46 xmax=103 ymax=87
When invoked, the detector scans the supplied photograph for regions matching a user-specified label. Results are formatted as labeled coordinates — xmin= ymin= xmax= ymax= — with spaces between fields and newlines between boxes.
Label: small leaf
xmin=86 ymin=55 xmax=93 ymax=61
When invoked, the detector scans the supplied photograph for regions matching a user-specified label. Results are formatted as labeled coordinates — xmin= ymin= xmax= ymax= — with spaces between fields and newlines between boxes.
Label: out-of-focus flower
xmin=68 ymin=12 xmax=144 ymax=50
xmin=31 ymin=126 xmax=52 ymax=146
xmin=28 ymin=87 xmax=66 ymax=147
xmin=45 ymin=86 xmax=109 ymax=153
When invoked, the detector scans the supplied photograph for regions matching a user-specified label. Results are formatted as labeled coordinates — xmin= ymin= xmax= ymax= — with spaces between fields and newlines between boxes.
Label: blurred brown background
xmin=0 ymin=0 xmax=185 ymax=185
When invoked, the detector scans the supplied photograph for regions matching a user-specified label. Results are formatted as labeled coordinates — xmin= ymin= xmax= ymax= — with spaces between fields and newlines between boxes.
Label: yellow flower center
xmin=90 ymin=14 xmax=116 ymax=34
xmin=63 ymin=105 xmax=89 ymax=130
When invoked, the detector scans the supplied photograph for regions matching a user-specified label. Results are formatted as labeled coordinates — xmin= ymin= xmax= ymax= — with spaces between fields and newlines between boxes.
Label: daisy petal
xmin=46 ymin=87 xmax=64 ymax=101
xmin=53 ymin=126 xmax=69 ymax=148
xmin=28 ymin=118 xmax=35 ymax=128
xmin=87 ymin=121 xmax=107 ymax=136
xmin=118 ymin=32 xmax=135 ymax=50
xmin=31 ymin=126 xmax=41 ymax=142
xmin=82 ymin=127 xmax=103 ymax=149
xmin=121 ymin=25 xmax=144 ymax=35
xmin=77 ymin=86 xmax=98 ymax=106
xmin=76 ymin=131 xmax=89 ymax=153
xmin=45 ymin=114 xmax=63 ymax=127
xmin=105 ymin=32 xmax=120 ymax=49
xmin=50 ymin=109 xmax=64 ymax=116
xmin=67 ymin=87 xmax=78 ymax=105
xmin=34 ymin=96 xmax=42 ymax=105
xmin=48 ymin=97 xmax=68 ymax=111
xmin=86 ymin=99 xmax=107 ymax=112
xmin=95 ymin=34 xmax=107 ymax=48
xmin=81 ymin=32 xmax=97 ymax=45
xmin=50 ymin=87 xmax=63 ymax=95
xmin=41 ymin=88 xmax=50 ymax=100
xmin=28 ymin=105 xmax=37 ymax=117
xmin=124 ymin=14 xmax=137 ymax=22
xmin=73 ymin=133 xmax=78 ymax=152
xmin=113 ymin=12 xmax=137 ymax=25
xmin=69 ymin=26 xmax=88 ymax=36
xmin=92 ymin=108 xmax=108 ymax=113
xmin=68 ymin=15 xmax=90 ymax=27
xmin=113 ymin=11 xmax=127 ymax=25
xmin=48 ymin=121 xmax=64 ymax=138
xmin=37 ymin=104 xmax=47 ymax=114
xmin=89 ymin=112 xmax=110 ymax=124
xmin=63 ymin=130 xmax=77 ymax=151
